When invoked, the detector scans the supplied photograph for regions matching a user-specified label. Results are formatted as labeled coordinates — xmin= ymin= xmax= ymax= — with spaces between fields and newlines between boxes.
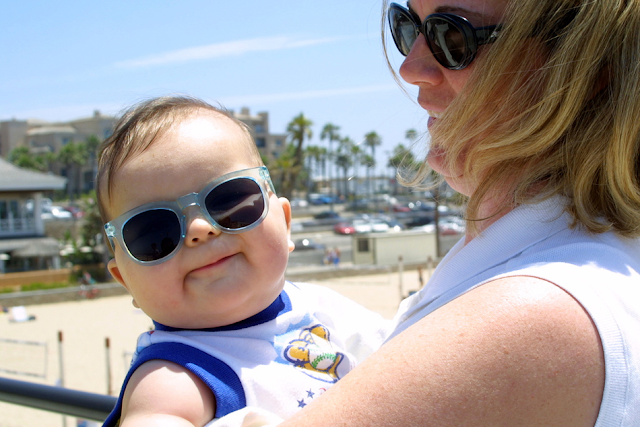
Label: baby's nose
xmin=184 ymin=209 xmax=221 ymax=246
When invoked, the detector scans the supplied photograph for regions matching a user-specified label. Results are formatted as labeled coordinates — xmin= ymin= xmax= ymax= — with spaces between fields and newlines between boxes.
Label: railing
xmin=0 ymin=376 xmax=116 ymax=422
xmin=0 ymin=218 xmax=35 ymax=233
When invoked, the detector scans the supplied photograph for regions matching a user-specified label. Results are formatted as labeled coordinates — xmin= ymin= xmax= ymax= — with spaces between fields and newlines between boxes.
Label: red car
xmin=333 ymin=222 xmax=356 ymax=235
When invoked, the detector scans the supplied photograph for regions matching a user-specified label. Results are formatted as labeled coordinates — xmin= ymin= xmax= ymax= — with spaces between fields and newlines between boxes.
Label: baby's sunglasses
xmin=388 ymin=2 xmax=501 ymax=70
xmin=104 ymin=166 xmax=274 ymax=266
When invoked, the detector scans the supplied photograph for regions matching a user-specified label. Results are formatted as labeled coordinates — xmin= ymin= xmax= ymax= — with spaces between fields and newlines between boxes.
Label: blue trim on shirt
xmin=154 ymin=288 xmax=292 ymax=332
xmin=101 ymin=342 xmax=246 ymax=426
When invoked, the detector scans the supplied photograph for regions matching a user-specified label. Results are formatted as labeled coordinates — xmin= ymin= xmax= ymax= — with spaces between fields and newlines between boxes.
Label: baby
xmin=97 ymin=96 xmax=388 ymax=426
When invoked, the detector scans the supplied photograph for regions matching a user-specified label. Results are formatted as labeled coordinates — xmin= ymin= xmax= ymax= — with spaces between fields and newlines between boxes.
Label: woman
xmin=214 ymin=0 xmax=640 ymax=425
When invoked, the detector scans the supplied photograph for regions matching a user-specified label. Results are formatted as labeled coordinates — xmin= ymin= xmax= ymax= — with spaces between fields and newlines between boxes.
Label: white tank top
xmin=390 ymin=196 xmax=640 ymax=426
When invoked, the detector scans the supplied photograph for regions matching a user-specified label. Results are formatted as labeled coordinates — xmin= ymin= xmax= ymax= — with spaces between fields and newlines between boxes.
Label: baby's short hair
xmin=96 ymin=95 xmax=263 ymax=222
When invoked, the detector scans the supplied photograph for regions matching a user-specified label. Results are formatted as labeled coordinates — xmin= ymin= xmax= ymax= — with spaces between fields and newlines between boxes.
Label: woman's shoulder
xmin=395 ymin=275 xmax=604 ymax=426
xmin=445 ymin=276 xmax=604 ymax=423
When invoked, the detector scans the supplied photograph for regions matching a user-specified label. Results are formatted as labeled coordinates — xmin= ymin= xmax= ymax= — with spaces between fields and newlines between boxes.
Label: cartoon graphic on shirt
xmin=283 ymin=324 xmax=347 ymax=382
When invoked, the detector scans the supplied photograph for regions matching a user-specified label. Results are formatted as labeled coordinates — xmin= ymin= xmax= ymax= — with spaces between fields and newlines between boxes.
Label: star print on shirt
xmin=307 ymin=390 xmax=315 ymax=398
xmin=298 ymin=399 xmax=307 ymax=408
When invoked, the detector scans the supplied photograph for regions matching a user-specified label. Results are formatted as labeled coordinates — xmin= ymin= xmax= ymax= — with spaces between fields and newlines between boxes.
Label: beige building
xmin=231 ymin=107 xmax=287 ymax=161
xmin=1 ymin=107 xmax=286 ymax=195
xmin=0 ymin=119 xmax=29 ymax=158
xmin=0 ymin=107 xmax=287 ymax=192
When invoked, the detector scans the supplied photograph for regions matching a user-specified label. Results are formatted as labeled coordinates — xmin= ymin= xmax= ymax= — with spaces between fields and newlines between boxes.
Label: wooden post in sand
xmin=58 ymin=331 xmax=66 ymax=427
xmin=105 ymin=338 xmax=112 ymax=396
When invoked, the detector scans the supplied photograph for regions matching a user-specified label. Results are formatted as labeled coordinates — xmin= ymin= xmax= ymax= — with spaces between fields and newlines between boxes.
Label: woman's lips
xmin=428 ymin=116 xmax=437 ymax=129
xmin=427 ymin=111 xmax=442 ymax=130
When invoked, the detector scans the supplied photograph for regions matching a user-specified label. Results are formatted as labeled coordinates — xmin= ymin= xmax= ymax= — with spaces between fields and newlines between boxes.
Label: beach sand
xmin=0 ymin=268 xmax=428 ymax=427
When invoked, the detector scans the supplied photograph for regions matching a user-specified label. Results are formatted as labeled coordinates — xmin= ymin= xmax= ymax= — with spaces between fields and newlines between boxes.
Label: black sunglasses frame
xmin=388 ymin=2 xmax=501 ymax=70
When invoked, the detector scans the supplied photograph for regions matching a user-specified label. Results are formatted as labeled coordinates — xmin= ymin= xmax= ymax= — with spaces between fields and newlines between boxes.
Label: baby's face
xmin=107 ymin=111 xmax=293 ymax=329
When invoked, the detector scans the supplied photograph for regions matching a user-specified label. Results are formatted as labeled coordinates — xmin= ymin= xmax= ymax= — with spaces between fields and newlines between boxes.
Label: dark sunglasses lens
xmin=123 ymin=209 xmax=181 ymax=262
xmin=426 ymin=17 xmax=467 ymax=68
xmin=205 ymin=178 xmax=264 ymax=229
xmin=390 ymin=8 xmax=418 ymax=56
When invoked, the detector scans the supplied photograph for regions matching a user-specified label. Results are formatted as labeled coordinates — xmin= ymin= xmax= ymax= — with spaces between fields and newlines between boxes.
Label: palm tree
xmin=403 ymin=127 xmax=443 ymax=256
xmin=364 ymin=131 xmax=382 ymax=206
xmin=405 ymin=128 xmax=418 ymax=144
xmin=337 ymin=137 xmax=355 ymax=198
xmin=286 ymin=113 xmax=313 ymax=195
xmin=58 ymin=142 xmax=88 ymax=200
xmin=9 ymin=146 xmax=54 ymax=172
xmin=305 ymin=145 xmax=327 ymax=195
xmin=387 ymin=143 xmax=416 ymax=195
xmin=270 ymin=144 xmax=298 ymax=200
xmin=362 ymin=153 xmax=375 ymax=205
xmin=320 ymin=123 xmax=341 ymax=209
xmin=85 ymin=134 xmax=101 ymax=188
xmin=350 ymin=142 xmax=363 ymax=201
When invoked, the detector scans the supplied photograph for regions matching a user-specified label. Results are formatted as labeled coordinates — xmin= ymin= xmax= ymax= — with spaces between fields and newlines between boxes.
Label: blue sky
xmin=1 ymin=1 xmax=429 ymax=175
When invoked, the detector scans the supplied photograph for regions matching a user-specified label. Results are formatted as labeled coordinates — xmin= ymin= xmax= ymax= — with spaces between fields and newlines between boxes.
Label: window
xmin=256 ymin=138 xmax=266 ymax=148
xmin=254 ymin=124 xmax=265 ymax=133
xmin=276 ymin=139 xmax=283 ymax=146
xmin=357 ymin=238 xmax=370 ymax=252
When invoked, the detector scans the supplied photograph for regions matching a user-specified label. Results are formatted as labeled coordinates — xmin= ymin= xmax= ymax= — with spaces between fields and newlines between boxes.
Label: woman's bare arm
xmin=280 ymin=276 xmax=604 ymax=427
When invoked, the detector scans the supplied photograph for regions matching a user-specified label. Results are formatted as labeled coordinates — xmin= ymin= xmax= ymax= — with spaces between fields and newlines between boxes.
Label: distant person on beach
xmin=96 ymin=96 xmax=388 ymax=426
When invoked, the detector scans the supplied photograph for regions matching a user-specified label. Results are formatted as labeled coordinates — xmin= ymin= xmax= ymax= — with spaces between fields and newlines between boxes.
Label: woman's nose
xmin=184 ymin=209 xmax=221 ymax=246
xmin=399 ymin=34 xmax=444 ymax=87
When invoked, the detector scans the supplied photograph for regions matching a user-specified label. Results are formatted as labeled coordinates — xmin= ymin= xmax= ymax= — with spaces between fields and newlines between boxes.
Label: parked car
xmin=290 ymin=198 xmax=309 ymax=208
xmin=293 ymin=238 xmax=325 ymax=251
xmin=392 ymin=203 xmax=412 ymax=212
xmin=311 ymin=210 xmax=344 ymax=226
xmin=313 ymin=210 xmax=340 ymax=220
xmin=385 ymin=219 xmax=405 ymax=232
xmin=64 ymin=205 xmax=85 ymax=219
xmin=406 ymin=215 xmax=434 ymax=228
xmin=309 ymin=195 xmax=334 ymax=205
xmin=41 ymin=205 xmax=73 ymax=221
xmin=334 ymin=221 xmax=356 ymax=235
xmin=352 ymin=219 xmax=390 ymax=234
xmin=413 ymin=217 xmax=465 ymax=235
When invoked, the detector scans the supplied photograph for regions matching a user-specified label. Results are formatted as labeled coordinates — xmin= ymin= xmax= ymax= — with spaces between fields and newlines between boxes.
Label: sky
xmin=0 ymin=1 xmax=431 ymax=176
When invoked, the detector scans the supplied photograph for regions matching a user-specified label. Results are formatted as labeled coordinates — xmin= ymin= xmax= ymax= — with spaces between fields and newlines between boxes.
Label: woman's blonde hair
xmin=96 ymin=95 xmax=262 ymax=222
xmin=383 ymin=0 xmax=640 ymax=237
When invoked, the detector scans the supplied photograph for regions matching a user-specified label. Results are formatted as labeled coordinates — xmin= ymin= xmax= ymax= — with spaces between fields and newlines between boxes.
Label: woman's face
xmin=399 ymin=0 xmax=508 ymax=195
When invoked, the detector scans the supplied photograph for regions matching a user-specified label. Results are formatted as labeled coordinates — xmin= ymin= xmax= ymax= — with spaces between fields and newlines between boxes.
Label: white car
xmin=42 ymin=205 xmax=73 ymax=221
xmin=353 ymin=219 xmax=390 ymax=233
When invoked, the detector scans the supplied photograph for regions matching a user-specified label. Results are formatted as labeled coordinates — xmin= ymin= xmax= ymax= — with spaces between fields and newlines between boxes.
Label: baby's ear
xmin=107 ymin=258 xmax=128 ymax=289
xmin=108 ymin=259 xmax=139 ymax=306
xmin=278 ymin=197 xmax=295 ymax=253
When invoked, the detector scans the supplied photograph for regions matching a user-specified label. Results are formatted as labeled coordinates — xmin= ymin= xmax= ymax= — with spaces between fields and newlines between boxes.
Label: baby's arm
xmin=120 ymin=360 xmax=216 ymax=427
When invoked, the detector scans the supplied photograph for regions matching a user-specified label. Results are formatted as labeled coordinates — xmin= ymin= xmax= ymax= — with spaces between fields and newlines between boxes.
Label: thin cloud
xmin=114 ymin=36 xmax=345 ymax=69
xmin=219 ymin=84 xmax=397 ymax=106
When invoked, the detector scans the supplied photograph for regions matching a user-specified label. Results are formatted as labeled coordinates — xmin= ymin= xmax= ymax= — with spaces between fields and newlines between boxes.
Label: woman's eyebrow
xmin=408 ymin=2 xmax=494 ymax=25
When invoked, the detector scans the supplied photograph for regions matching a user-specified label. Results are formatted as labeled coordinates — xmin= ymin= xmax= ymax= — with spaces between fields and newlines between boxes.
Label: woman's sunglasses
xmin=388 ymin=3 xmax=501 ymax=70
xmin=104 ymin=166 xmax=274 ymax=265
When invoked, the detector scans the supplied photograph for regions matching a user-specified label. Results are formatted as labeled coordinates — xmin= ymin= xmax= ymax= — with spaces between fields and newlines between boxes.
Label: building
xmin=230 ymin=107 xmax=287 ymax=161
xmin=0 ymin=157 xmax=67 ymax=273
xmin=1 ymin=107 xmax=287 ymax=195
